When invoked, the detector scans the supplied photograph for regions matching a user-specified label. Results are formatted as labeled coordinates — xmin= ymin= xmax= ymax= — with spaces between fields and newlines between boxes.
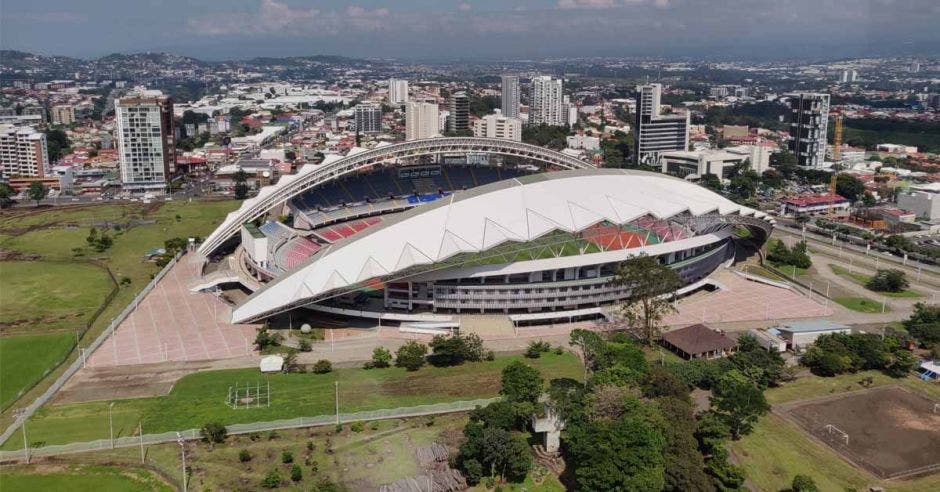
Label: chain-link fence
xmin=0 ymin=397 xmax=498 ymax=462
xmin=0 ymin=252 xmax=184 ymax=447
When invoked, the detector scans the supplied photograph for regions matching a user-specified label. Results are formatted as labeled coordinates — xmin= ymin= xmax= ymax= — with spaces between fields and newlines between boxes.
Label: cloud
xmin=10 ymin=11 xmax=87 ymax=24
xmin=558 ymin=0 xmax=618 ymax=9
xmin=458 ymin=2 xmax=472 ymax=11
xmin=188 ymin=1 xmax=398 ymax=36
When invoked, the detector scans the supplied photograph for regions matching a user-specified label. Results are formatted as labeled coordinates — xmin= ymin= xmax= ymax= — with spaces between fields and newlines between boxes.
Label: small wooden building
xmin=661 ymin=324 xmax=737 ymax=360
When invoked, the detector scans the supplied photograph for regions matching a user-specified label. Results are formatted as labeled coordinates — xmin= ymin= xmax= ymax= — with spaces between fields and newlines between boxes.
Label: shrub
xmin=267 ymin=430 xmax=279 ymax=440
xmin=525 ymin=340 xmax=552 ymax=358
xmin=866 ymin=269 xmax=909 ymax=293
xmin=350 ymin=421 xmax=365 ymax=433
xmin=200 ymin=422 xmax=228 ymax=443
xmin=312 ymin=359 xmax=333 ymax=374
xmin=298 ymin=338 xmax=312 ymax=352
xmin=371 ymin=346 xmax=392 ymax=368
xmin=290 ymin=464 xmax=303 ymax=482
xmin=239 ymin=449 xmax=252 ymax=462
xmin=791 ymin=474 xmax=819 ymax=492
xmin=282 ymin=450 xmax=294 ymax=463
xmin=306 ymin=440 xmax=315 ymax=451
xmin=310 ymin=460 xmax=319 ymax=474
xmin=395 ymin=341 xmax=428 ymax=371
xmin=262 ymin=470 xmax=282 ymax=488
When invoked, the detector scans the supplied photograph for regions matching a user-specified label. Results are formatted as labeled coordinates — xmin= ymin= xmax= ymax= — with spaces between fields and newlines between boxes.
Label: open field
xmin=834 ymin=296 xmax=888 ymax=313
xmin=782 ymin=386 xmax=940 ymax=478
xmin=2 ymin=353 xmax=582 ymax=450
xmin=0 ymin=333 xmax=75 ymax=411
xmin=0 ymin=464 xmax=173 ymax=492
xmin=731 ymin=372 xmax=940 ymax=491
xmin=0 ymin=200 xmax=239 ymax=421
xmin=0 ymin=261 xmax=114 ymax=333
xmin=829 ymin=264 xmax=923 ymax=298
xmin=14 ymin=412 xmax=565 ymax=492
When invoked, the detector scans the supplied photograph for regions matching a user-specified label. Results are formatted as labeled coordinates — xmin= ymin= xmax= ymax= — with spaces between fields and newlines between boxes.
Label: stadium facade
xmin=197 ymin=139 xmax=772 ymax=326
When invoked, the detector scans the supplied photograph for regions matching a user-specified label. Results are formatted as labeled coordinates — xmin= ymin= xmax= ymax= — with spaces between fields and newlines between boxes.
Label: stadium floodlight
xmin=108 ymin=402 xmax=115 ymax=449
xmin=176 ymin=432 xmax=187 ymax=492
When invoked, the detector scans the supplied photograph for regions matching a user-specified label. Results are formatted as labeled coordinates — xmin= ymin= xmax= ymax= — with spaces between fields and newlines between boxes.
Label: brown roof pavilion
xmin=661 ymin=324 xmax=737 ymax=359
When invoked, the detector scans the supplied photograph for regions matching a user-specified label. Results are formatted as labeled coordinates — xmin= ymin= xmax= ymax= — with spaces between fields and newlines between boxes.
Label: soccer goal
xmin=824 ymin=424 xmax=849 ymax=445
xmin=227 ymin=381 xmax=271 ymax=409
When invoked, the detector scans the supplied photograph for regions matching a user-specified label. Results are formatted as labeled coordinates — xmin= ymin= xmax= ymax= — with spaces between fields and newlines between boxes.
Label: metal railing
xmin=0 ymin=397 xmax=498 ymax=461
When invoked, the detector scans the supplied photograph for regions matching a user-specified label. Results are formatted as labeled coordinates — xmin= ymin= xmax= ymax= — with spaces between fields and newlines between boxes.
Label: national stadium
xmin=196 ymin=137 xmax=774 ymax=327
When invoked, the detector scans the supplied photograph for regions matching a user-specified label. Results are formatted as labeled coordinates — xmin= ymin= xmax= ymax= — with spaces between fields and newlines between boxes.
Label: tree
xmin=284 ymin=150 xmax=297 ymax=161
xmin=905 ymin=303 xmax=940 ymax=346
xmin=700 ymin=173 xmax=722 ymax=192
xmin=615 ymin=254 xmax=682 ymax=345
xmin=312 ymin=359 xmax=332 ymax=374
xmin=290 ymin=464 xmax=303 ymax=482
xmin=770 ymin=150 xmax=798 ymax=179
xmin=45 ymin=128 xmax=70 ymax=162
xmin=428 ymin=333 xmax=481 ymax=366
xmin=791 ymin=474 xmax=819 ymax=492
xmin=26 ymin=181 xmax=48 ymax=206
xmin=866 ymin=269 xmax=908 ymax=293
xmin=861 ymin=191 xmax=877 ymax=207
xmin=262 ymin=470 xmax=283 ymax=488
xmin=0 ymin=182 xmax=15 ymax=207
xmin=643 ymin=365 xmax=692 ymax=402
xmin=233 ymin=169 xmax=249 ymax=199
xmin=658 ymin=397 xmax=714 ymax=492
xmin=459 ymin=424 xmax=532 ymax=482
xmin=500 ymin=361 xmax=543 ymax=404
xmin=566 ymin=398 xmax=667 ymax=491
xmin=395 ymin=341 xmax=427 ymax=371
xmin=835 ymin=173 xmax=866 ymax=202
xmin=569 ymin=329 xmax=606 ymax=373
xmin=201 ymin=422 xmax=228 ymax=443
xmin=728 ymin=334 xmax=786 ymax=388
xmin=371 ymin=347 xmax=392 ymax=368
xmin=709 ymin=371 xmax=769 ymax=439
xmin=282 ymin=350 xmax=300 ymax=373
xmin=760 ymin=169 xmax=784 ymax=189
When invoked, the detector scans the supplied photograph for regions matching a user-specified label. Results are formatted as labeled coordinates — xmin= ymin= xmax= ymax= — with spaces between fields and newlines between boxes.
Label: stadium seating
xmin=311 ymin=217 xmax=383 ymax=244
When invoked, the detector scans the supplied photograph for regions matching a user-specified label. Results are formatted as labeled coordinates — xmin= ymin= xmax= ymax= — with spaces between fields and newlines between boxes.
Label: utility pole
xmin=109 ymin=402 xmax=115 ymax=449
xmin=15 ymin=409 xmax=29 ymax=464
xmin=335 ymin=381 xmax=340 ymax=425
xmin=176 ymin=432 xmax=187 ymax=492
xmin=139 ymin=421 xmax=145 ymax=464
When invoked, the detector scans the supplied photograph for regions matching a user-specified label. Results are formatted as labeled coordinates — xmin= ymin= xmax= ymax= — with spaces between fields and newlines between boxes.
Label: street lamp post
xmin=109 ymin=402 xmax=115 ymax=449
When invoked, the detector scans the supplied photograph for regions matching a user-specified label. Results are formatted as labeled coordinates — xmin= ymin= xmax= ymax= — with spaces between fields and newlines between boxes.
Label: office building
xmin=659 ymin=145 xmax=769 ymax=180
xmin=910 ymin=61 xmax=921 ymax=73
xmin=51 ymin=105 xmax=76 ymax=126
xmin=530 ymin=76 xmax=565 ymax=127
xmin=405 ymin=101 xmax=439 ymax=141
xmin=501 ymin=75 xmax=520 ymax=118
xmin=633 ymin=83 xmax=690 ymax=165
xmin=0 ymin=124 xmax=49 ymax=178
xmin=115 ymin=89 xmax=176 ymax=193
xmin=388 ymin=78 xmax=409 ymax=105
xmin=354 ymin=103 xmax=382 ymax=133
xmin=447 ymin=91 xmax=469 ymax=133
xmin=785 ymin=93 xmax=830 ymax=168
xmin=839 ymin=69 xmax=858 ymax=84
xmin=472 ymin=109 xmax=522 ymax=141
xmin=898 ymin=183 xmax=940 ymax=221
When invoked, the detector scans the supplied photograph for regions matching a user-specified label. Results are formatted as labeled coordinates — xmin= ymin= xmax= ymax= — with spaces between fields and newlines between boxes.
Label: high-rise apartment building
xmin=839 ymin=69 xmax=858 ymax=84
xmin=530 ymin=76 xmax=565 ymax=127
xmin=500 ymin=75 xmax=520 ymax=119
xmin=447 ymin=91 xmax=469 ymax=133
xmin=115 ymin=89 xmax=175 ymax=193
xmin=633 ymin=84 xmax=690 ymax=165
xmin=472 ymin=110 xmax=522 ymax=141
xmin=0 ymin=124 xmax=49 ymax=178
xmin=51 ymin=105 xmax=76 ymax=126
xmin=785 ymin=93 xmax=830 ymax=169
xmin=405 ymin=102 xmax=439 ymax=141
xmin=354 ymin=103 xmax=383 ymax=133
xmin=388 ymin=79 xmax=409 ymax=105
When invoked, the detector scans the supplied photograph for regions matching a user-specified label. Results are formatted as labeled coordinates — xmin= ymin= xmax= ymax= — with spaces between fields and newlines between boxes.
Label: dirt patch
xmin=778 ymin=385 xmax=940 ymax=479
xmin=0 ymin=250 xmax=40 ymax=261
xmin=54 ymin=358 xmax=254 ymax=404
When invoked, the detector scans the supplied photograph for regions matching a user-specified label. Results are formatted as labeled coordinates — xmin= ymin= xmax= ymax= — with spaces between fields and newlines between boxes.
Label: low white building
xmin=877 ymin=143 xmax=918 ymax=154
xmin=241 ymin=223 xmax=269 ymax=269
xmin=897 ymin=183 xmax=940 ymax=220
xmin=771 ymin=320 xmax=850 ymax=351
xmin=660 ymin=148 xmax=750 ymax=180
xmin=472 ymin=110 xmax=522 ymax=141
xmin=566 ymin=134 xmax=600 ymax=151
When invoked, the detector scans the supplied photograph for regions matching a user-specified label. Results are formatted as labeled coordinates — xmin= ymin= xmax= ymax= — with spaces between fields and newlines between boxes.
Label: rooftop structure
xmin=661 ymin=324 xmax=737 ymax=359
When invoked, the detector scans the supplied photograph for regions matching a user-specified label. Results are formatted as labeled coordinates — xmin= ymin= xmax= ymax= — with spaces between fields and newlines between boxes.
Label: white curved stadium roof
xmin=231 ymin=169 xmax=769 ymax=322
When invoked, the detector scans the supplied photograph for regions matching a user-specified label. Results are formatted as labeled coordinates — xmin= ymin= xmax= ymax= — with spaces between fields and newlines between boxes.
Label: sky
xmin=2 ymin=0 xmax=939 ymax=61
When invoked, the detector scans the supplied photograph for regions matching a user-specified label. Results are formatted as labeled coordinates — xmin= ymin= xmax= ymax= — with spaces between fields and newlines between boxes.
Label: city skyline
xmin=2 ymin=0 xmax=939 ymax=61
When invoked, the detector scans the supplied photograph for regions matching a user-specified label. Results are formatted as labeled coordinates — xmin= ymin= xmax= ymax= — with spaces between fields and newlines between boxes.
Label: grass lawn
xmin=742 ymin=265 xmax=786 ymax=282
xmin=829 ymin=264 xmax=923 ymax=298
xmin=0 ymin=464 xmax=172 ymax=492
xmin=0 ymin=200 xmax=239 ymax=420
xmin=2 ymin=353 xmax=582 ymax=450
xmin=833 ymin=296 xmax=888 ymax=313
xmin=0 ymin=333 xmax=76 ymax=411
xmin=731 ymin=372 xmax=940 ymax=492
xmin=0 ymin=261 xmax=114 ymax=333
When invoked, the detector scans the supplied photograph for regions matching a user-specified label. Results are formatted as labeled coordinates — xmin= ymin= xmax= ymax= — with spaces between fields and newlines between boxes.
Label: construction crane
xmin=832 ymin=114 xmax=844 ymax=161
